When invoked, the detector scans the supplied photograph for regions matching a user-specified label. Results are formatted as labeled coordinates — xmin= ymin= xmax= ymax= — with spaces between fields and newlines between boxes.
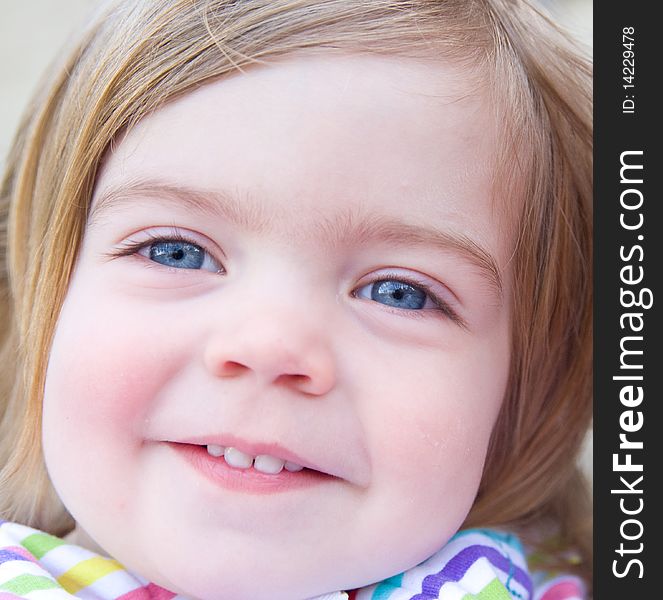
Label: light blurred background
xmin=2 ymin=0 xmax=592 ymax=167
xmin=0 ymin=0 xmax=592 ymax=479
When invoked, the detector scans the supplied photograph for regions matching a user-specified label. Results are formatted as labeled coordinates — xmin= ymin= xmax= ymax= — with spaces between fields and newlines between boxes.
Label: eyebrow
xmin=90 ymin=179 xmax=503 ymax=300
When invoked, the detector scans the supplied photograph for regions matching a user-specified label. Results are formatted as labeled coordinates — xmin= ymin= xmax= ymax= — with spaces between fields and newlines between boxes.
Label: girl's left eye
xmin=355 ymin=279 xmax=435 ymax=310
xmin=354 ymin=277 xmax=463 ymax=325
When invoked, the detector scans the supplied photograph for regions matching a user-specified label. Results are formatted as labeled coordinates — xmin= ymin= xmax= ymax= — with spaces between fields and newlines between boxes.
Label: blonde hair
xmin=0 ymin=0 xmax=592 ymax=586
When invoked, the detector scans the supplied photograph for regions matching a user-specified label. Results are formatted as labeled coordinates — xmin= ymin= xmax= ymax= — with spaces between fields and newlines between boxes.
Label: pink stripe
xmin=1 ymin=545 xmax=39 ymax=563
xmin=539 ymin=579 xmax=584 ymax=600
xmin=145 ymin=583 xmax=177 ymax=599
xmin=0 ymin=593 xmax=25 ymax=599
xmin=116 ymin=583 xmax=176 ymax=600
xmin=115 ymin=588 xmax=151 ymax=600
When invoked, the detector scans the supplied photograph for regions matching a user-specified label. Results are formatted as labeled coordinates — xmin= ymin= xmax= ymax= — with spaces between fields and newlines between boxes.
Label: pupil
xmin=172 ymin=249 xmax=184 ymax=261
xmin=372 ymin=280 xmax=426 ymax=310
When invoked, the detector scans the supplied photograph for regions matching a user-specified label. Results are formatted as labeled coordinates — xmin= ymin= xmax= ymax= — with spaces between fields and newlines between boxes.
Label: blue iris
xmin=371 ymin=280 xmax=427 ymax=309
xmin=149 ymin=241 xmax=204 ymax=269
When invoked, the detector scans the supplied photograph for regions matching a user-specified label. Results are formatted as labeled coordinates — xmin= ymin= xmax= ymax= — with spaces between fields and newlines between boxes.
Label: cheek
xmin=372 ymin=395 xmax=494 ymax=502
xmin=341 ymin=340 xmax=509 ymax=577
xmin=363 ymin=336 xmax=509 ymax=519
xmin=42 ymin=282 xmax=193 ymax=435
xmin=41 ymin=291 xmax=183 ymax=509
xmin=44 ymin=313 xmax=153 ymax=442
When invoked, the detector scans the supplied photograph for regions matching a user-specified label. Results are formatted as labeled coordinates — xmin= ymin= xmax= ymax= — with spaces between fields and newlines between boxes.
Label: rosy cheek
xmin=43 ymin=298 xmax=170 ymax=448
xmin=42 ymin=298 xmax=166 ymax=519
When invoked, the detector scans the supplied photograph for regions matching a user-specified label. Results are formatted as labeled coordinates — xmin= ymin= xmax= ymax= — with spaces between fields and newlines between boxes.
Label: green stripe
xmin=0 ymin=574 xmax=61 ymax=594
xmin=20 ymin=532 xmax=65 ymax=559
xmin=461 ymin=577 xmax=514 ymax=599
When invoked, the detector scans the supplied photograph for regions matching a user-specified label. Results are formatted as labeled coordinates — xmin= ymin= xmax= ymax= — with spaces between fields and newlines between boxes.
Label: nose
xmin=203 ymin=312 xmax=337 ymax=396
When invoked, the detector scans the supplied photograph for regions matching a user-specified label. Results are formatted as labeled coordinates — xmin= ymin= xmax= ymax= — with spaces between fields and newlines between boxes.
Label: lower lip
xmin=169 ymin=443 xmax=332 ymax=494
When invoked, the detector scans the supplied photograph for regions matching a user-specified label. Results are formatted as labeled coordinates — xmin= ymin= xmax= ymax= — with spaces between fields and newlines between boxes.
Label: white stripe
xmin=0 ymin=558 xmax=58 ymax=587
xmin=398 ymin=531 xmax=528 ymax=594
xmin=436 ymin=581 xmax=475 ymax=600
xmin=449 ymin=557 xmax=499 ymax=595
xmin=0 ymin=522 xmax=42 ymax=542
xmin=458 ymin=556 xmax=530 ymax=599
xmin=37 ymin=543 xmax=103 ymax=579
xmin=70 ymin=568 xmax=144 ymax=600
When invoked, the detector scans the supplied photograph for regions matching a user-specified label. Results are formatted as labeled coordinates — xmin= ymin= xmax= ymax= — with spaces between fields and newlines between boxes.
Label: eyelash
xmin=105 ymin=231 xmax=224 ymax=272
xmin=106 ymin=233 xmax=465 ymax=327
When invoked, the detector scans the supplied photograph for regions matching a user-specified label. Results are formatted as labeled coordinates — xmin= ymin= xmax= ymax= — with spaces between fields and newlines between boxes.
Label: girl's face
xmin=43 ymin=54 xmax=512 ymax=599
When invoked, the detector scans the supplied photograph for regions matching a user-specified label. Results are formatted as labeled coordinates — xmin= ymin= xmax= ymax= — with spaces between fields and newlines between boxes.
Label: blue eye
xmin=149 ymin=240 xmax=205 ymax=269
xmin=110 ymin=233 xmax=223 ymax=272
xmin=356 ymin=279 xmax=432 ymax=310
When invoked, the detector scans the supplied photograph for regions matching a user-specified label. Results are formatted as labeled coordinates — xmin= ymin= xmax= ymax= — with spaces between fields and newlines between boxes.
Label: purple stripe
xmin=410 ymin=544 xmax=533 ymax=599
xmin=0 ymin=546 xmax=38 ymax=564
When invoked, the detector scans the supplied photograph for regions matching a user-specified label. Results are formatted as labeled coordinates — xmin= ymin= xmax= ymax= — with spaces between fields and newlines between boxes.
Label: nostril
xmin=204 ymin=338 xmax=335 ymax=394
xmin=274 ymin=373 xmax=310 ymax=386
xmin=218 ymin=361 xmax=250 ymax=377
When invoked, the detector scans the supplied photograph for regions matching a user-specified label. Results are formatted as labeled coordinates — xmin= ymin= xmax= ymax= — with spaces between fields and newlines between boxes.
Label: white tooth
xmin=284 ymin=461 xmax=304 ymax=472
xmin=254 ymin=455 xmax=285 ymax=475
xmin=206 ymin=444 xmax=225 ymax=457
xmin=223 ymin=447 xmax=254 ymax=469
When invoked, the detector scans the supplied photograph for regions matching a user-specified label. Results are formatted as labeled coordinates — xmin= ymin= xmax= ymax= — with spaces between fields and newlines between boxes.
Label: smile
xmin=206 ymin=444 xmax=304 ymax=474
xmin=167 ymin=442 xmax=334 ymax=494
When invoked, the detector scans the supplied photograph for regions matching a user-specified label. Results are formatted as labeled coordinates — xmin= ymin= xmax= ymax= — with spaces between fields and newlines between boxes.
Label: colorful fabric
xmin=0 ymin=521 xmax=585 ymax=599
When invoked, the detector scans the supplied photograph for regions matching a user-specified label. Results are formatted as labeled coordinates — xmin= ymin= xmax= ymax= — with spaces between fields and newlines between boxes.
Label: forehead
xmin=94 ymin=53 xmax=510 ymax=263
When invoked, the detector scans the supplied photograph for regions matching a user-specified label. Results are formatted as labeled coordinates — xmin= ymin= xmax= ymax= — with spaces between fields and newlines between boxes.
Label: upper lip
xmin=166 ymin=433 xmax=353 ymax=482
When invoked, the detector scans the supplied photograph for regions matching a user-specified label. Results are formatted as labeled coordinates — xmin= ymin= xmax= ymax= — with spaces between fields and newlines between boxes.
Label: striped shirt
xmin=0 ymin=521 xmax=585 ymax=599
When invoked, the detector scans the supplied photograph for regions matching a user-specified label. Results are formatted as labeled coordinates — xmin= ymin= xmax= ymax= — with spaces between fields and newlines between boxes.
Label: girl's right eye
xmin=108 ymin=234 xmax=223 ymax=273
xmin=141 ymin=240 xmax=212 ymax=270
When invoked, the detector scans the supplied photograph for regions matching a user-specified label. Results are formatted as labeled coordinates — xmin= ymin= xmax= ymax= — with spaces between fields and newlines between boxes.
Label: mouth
xmin=167 ymin=442 xmax=336 ymax=494
xmin=202 ymin=443 xmax=306 ymax=474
